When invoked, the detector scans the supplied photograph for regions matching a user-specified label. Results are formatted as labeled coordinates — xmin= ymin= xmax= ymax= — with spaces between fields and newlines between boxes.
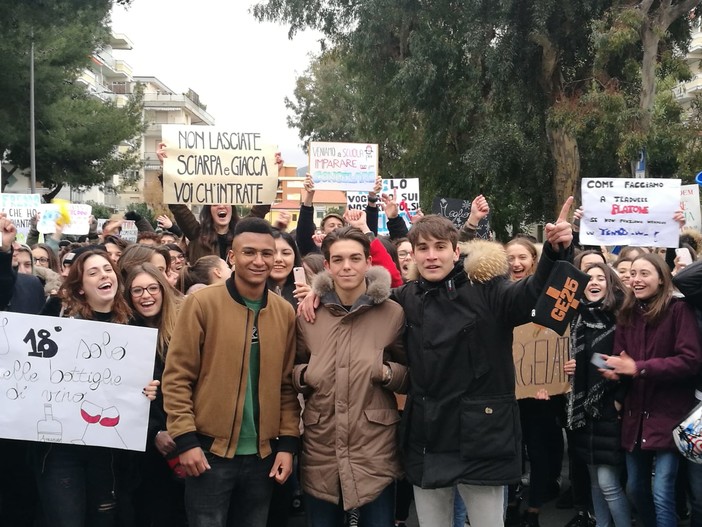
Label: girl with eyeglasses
xmin=124 ymin=263 xmax=186 ymax=527
xmin=34 ymin=249 xmax=158 ymax=527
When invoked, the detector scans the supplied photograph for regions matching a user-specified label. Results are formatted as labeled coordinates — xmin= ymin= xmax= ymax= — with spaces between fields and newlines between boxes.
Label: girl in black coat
xmin=565 ymin=262 xmax=631 ymax=527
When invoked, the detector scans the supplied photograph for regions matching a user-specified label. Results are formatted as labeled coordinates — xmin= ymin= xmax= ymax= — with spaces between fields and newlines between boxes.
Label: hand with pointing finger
xmin=544 ymin=196 xmax=574 ymax=250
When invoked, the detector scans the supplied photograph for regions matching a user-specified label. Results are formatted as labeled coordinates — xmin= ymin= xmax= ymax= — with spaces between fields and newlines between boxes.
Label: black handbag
xmin=531 ymin=260 xmax=589 ymax=335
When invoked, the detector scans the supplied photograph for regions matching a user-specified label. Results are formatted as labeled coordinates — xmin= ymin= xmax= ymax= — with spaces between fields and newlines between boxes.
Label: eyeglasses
xmin=130 ymin=284 xmax=161 ymax=297
xmin=171 ymin=253 xmax=185 ymax=261
xmin=397 ymin=251 xmax=412 ymax=259
xmin=239 ymin=249 xmax=275 ymax=260
xmin=34 ymin=257 xmax=49 ymax=264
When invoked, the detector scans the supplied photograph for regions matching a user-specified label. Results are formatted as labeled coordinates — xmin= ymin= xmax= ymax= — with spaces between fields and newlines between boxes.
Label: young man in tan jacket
xmin=162 ymin=217 xmax=300 ymax=527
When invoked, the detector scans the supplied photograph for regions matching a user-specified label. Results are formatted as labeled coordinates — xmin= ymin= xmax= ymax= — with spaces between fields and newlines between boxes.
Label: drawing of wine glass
xmin=99 ymin=406 xmax=127 ymax=448
xmin=73 ymin=401 xmax=102 ymax=445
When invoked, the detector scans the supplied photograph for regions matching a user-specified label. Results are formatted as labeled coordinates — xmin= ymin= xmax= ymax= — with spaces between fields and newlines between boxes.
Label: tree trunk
xmin=42 ymin=184 xmax=63 ymax=203
xmin=547 ymin=125 xmax=580 ymax=218
xmin=639 ymin=25 xmax=660 ymax=138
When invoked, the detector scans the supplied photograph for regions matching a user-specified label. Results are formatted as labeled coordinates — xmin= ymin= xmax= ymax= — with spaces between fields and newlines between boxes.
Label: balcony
xmin=142 ymin=93 xmax=215 ymax=125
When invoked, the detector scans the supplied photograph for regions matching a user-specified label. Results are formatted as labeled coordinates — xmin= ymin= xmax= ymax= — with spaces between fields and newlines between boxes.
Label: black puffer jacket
xmin=392 ymin=239 xmax=573 ymax=488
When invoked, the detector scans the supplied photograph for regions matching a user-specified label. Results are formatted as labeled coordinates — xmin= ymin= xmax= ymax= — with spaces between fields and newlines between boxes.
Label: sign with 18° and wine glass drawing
xmin=0 ymin=313 xmax=157 ymax=451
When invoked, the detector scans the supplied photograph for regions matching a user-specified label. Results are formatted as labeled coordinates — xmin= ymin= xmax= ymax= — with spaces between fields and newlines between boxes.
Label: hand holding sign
xmin=544 ymin=197 xmax=574 ymax=250
xmin=381 ymin=193 xmax=399 ymax=219
xmin=157 ymin=142 xmax=167 ymax=163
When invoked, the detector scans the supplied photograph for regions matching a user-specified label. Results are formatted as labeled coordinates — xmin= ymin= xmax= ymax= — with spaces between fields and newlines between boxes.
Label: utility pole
xmin=29 ymin=31 xmax=37 ymax=193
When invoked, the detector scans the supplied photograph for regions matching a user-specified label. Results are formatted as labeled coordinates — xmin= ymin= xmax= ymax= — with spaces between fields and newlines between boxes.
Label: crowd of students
xmin=0 ymin=181 xmax=701 ymax=527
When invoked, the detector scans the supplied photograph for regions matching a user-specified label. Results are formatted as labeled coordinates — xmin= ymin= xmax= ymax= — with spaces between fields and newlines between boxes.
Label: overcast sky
xmin=110 ymin=1 xmax=322 ymax=168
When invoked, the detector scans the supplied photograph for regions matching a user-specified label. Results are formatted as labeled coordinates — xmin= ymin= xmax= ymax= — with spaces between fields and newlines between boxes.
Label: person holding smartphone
xmin=564 ymin=262 xmax=632 ymax=527
xmin=605 ymin=253 xmax=702 ymax=527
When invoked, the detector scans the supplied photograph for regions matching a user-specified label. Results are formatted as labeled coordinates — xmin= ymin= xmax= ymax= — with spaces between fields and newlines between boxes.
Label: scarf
xmin=566 ymin=300 xmax=616 ymax=430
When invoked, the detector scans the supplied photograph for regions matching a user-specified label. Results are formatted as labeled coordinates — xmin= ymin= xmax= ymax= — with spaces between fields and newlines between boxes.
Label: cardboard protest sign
xmin=346 ymin=178 xmax=419 ymax=235
xmin=681 ymin=184 xmax=701 ymax=231
xmin=0 ymin=313 xmax=157 ymax=451
xmin=0 ymin=193 xmax=41 ymax=244
xmin=97 ymin=219 xmax=138 ymax=243
xmin=309 ymin=142 xmax=378 ymax=191
xmin=580 ymin=178 xmax=681 ymax=247
xmin=513 ymin=323 xmax=571 ymax=399
xmin=161 ymin=125 xmax=278 ymax=205
xmin=432 ymin=197 xmax=490 ymax=239
xmin=37 ymin=203 xmax=92 ymax=235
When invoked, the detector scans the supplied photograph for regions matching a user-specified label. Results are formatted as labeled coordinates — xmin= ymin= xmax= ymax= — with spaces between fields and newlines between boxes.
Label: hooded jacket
xmin=295 ymin=266 xmax=407 ymax=510
xmin=392 ymin=239 xmax=572 ymax=488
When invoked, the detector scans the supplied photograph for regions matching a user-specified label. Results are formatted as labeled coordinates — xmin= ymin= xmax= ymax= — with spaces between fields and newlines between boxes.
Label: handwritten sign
xmin=37 ymin=203 xmax=92 ymax=235
xmin=580 ymin=178 xmax=681 ymax=247
xmin=513 ymin=323 xmax=570 ymax=399
xmin=309 ymin=141 xmax=378 ymax=191
xmin=0 ymin=313 xmax=157 ymax=451
xmin=681 ymin=184 xmax=701 ymax=231
xmin=161 ymin=125 xmax=278 ymax=205
xmin=96 ymin=219 xmax=137 ymax=243
xmin=346 ymin=178 xmax=419 ymax=235
xmin=0 ymin=193 xmax=41 ymax=244
xmin=432 ymin=197 xmax=490 ymax=239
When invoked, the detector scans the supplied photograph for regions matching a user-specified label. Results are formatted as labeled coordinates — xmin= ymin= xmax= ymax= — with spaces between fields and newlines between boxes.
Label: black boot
xmin=519 ymin=510 xmax=540 ymax=527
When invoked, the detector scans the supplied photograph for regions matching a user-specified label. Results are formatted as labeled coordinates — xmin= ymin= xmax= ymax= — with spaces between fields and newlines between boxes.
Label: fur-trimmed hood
xmin=34 ymin=266 xmax=62 ymax=296
xmin=407 ymin=239 xmax=510 ymax=284
xmin=312 ymin=265 xmax=392 ymax=305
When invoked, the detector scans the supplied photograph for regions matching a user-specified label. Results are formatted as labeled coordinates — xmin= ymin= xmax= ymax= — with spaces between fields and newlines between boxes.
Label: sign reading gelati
xmin=161 ymin=125 xmax=279 ymax=205
xmin=513 ymin=323 xmax=571 ymax=400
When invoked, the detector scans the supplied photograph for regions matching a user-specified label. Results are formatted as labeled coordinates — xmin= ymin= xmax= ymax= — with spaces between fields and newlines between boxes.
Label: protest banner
xmin=580 ymin=178 xmax=681 ymax=247
xmin=681 ymin=184 xmax=701 ymax=231
xmin=37 ymin=203 xmax=92 ymax=236
xmin=513 ymin=323 xmax=571 ymax=400
xmin=97 ymin=218 xmax=138 ymax=243
xmin=161 ymin=125 xmax=279 ymax=205
xmin=0 ymin=193 xmax=41 ymax=244
xmin=0 ymin=312 xmax=157 ymax=451
xmin=309 ymin=141 xmax=378 ymax=191
xmin=432 ymin=196 xmax=490 ymax=239
xmin=346 ymin=178 xmax=419 ymax=235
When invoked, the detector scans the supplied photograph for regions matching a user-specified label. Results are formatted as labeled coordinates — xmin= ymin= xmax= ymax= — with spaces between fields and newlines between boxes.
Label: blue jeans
xmin=35 ymin=444 xmax=117 ymax=527
xmin=587 ymin=464 xmax=630 ymax=527
xmin=453 ymin=486 xmax=467 ymax=527
xmin=184 ymin=452 xmax=275 ymax=527
xmin=625 ymin=448 xmax=679 ymax=527
xmin=688 ymin=459 xmax=702 ymax=527
xmin=305 ymin=483 xmax=394 ymax=527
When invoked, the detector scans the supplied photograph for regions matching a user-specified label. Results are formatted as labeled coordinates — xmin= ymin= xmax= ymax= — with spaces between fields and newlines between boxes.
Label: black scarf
xmin=566 ymin=300 xmax=616 ymax=430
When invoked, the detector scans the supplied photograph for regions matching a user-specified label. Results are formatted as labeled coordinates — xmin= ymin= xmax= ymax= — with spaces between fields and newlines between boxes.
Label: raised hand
xmin=544 ymin=197 xmax=574 ymax=250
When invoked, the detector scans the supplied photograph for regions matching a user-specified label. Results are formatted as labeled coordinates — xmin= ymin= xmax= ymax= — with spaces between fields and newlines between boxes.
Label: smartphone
xmin=676 ymin=247 xmax=693 ymax=266
xmin=590 ymin=353 xmax=614 ymax=370
xmin=293 ymin=267 xmax=307 ymax=285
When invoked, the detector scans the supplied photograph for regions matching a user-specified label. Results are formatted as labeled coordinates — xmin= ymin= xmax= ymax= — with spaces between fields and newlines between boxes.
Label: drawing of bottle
xmin=37 ymin=403 xmax=62 ymax=443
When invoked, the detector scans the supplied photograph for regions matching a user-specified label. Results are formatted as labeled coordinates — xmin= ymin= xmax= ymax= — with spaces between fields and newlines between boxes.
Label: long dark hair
xmin=584 ymin=262 xmax=629 ymax=314
xmin=268 ymin=229 xmax=302 ymax=289
xmin=198 ymin=205 xmax=240 ymax=255
xmin=618 ymin=253 xmax=673 ymax=327
xmin=125 ymin=263 xmax=181 ymax=359
xmin=60 ymin=249 xmax=131 ymax=323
